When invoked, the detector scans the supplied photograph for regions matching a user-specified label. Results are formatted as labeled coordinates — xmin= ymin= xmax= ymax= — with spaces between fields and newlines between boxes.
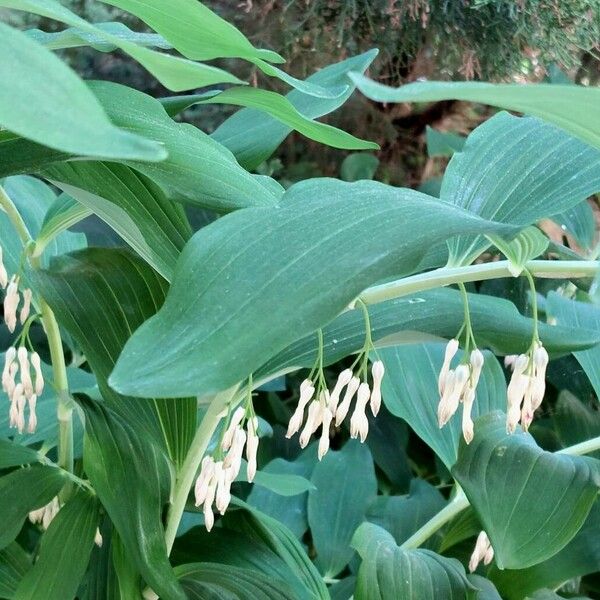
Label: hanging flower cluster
xmin=286 ymin=302 xmax=385 ymax=459
xmin=2 ymin=346 xmax=43 ymax=433
xmin=28 ymin=496 xmax=60 ymax=530
xmin=469 ymin=530 xmax=494 ymax=572
xmin=504 ymin=340 xmax=549 ymax=433
xmin=1 ymin=246 xmax=33 ymax=334
xmin=437 ymin=339 xmax=484 ymax=444
xmin=194 ymin=398 xmax=259 ymax=532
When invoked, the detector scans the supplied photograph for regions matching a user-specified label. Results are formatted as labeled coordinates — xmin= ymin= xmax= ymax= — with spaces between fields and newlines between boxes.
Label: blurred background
xmin=4 ymin=0 xmax=599 ymax=189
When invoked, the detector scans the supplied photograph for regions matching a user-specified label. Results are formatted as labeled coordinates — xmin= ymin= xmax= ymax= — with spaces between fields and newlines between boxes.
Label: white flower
xmin=299 ymin=401 xmax=322 ymax=448
xmin=194 ymin=456 xmax=215 ymax=506
xmin=94 ymin=528 xmax=103 ymax=547
xmin=223 ymin=427 xmax=246 ymax=476
xmin=350 ymin=383 xmax=370 ymax=442
xmin=3 ymin=276 xmax=19 ymax=333
xmin=469 ymin=530 xmax=494 ymax=572
xmin=2 ymin=346 xmax=16 ymax=393
xmin=438 ymin=364 xmax=469 ymax=427
xmin=30 ymin=352 xmax=44 ymax=396
xmin=328 ymin=369 xmax=353 ymax=413
xmin=370 ymin=360 xmax=385 ymax=417
xmin=27 ymin=394 xmax=37 ymax=433
xmin=286 ymin=379 xmax=315 ymax=438
xmin=221 ymin=406 xmax=245 ymax=451
xmin=246 ymin=417 xmax=259 ymax=483
xmin=335 ymin=375 xmax=360 ymax=426
xmin=17 ymin=347 xmax=33 ymax=398
xmin=318 ymin=407 xmax=333 ymax=460
xmin=438 ymin=339 xmax=459 ymax=395
xmin=461 ymin=386 xmax=475 ymax=444
xmin=19 ymin=289 xmax=32 ymax=325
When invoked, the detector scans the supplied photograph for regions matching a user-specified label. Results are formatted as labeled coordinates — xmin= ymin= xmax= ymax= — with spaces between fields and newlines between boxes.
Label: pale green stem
xmin=0 ymin=185 xmax=73 ymax=476
xmin=360 ymin=260 xmax=600 ymax=306
xmin=164 ymin=386 xmax=238 ymax=554
xmin=400 ymin=437 xmax=600 ymax=550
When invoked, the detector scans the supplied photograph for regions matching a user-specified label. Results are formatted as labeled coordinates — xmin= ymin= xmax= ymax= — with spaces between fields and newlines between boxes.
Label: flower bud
xmin=328 ymin=369 xmax=353 ymax=413
xmin=318 ymin=408 xmax=333 ymax=460
xmin=299 ymin=401 xmax=320 ymax=448
xmin=221 ymin=406 xmax=245 ymax=451
xmin=30 ymin=352 xmax=44 ymax=396
xmin=370 ymin=360 xmax=385 ymax=417
xmin=2 ymin=346 xmax=16 ymax=392
xmin=438 ymin=339 xmax=459 ymax=395
xmin=194 ymin=456 xmax=215 ymax=506
xmin=17 ymin=347 xmax=33 ymax=398
xmin=469 ymin=349 xmax=484 ymax=388
xmin=462 ymin=386 xmax=475 ymax=444
xmin=469 ymin=531 xmax=492 ymax=572
xmin=27 ymin=394 xmax=37 ymax=433
xmin=3 ymin=276 xmax=19 ymax=333
xmin=19 ymin=289 xmax=32 ymax=325
xmin=335 ymin=376 xmax=360 ymax=426
xmin=350 ymin=383 xmax=370 ymax=442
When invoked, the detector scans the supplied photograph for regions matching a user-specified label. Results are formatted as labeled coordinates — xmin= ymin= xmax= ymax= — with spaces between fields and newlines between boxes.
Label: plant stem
xmin=360 ymin=260 xmax=600 ymax=307
xmin=0 ymin=184 xmax=73 ymax=479
xmin=164 ymin=386 xmax=237 ymax=554
xmin=400 ymin=437 xmax=600 ymax=550
xmin=400 ymin=488 xmax=470 ymax=550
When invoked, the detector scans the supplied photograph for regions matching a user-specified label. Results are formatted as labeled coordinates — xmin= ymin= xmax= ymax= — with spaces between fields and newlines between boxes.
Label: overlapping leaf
xmin=452 ymin=412 xmax=600 ymax=569
xmin=0 ymin=20 xmax=163 ymax=161
xmin=349 ymin=75 xmax=600 ymax=150
xmin=109 ymin=179 xmax=518 ymax=398
xmin=0 ymin=543 xmax=31 ymax=598
xmin=31 ymin=248 xmax=196 ymax=465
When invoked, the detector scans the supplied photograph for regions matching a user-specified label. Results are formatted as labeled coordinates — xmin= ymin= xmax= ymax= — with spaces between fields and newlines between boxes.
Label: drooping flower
xmin=469 ymin=530 xmax=494 ymax=572
xmin=19 ymin=288 xmax=32 ymax=325
xmin=3 ymin=276 xmax=20 ymax=332
xmin=370 ymin=360 xmax=385 ymax=417
xmin=349 ymin=383 xmax=370 ymax=443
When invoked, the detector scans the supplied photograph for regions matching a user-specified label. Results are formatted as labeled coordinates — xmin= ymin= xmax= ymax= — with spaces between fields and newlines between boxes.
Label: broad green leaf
xmin=110 ymin=179 xmax=518 ymax=398
xmin=0 ymin=82 xmax=281 ymax=213
xmin=308 ymin=440 xmax=377 ymax=577
xmin=547 ymin=292 xmax=600 ymax=399
xmin=100 ymin=0 xmax=283 ymax=64
xmin=488 ymin=226 xmax=549 ymax=276
xmin=0 ymin=440 xmax=40 ymax=469
xmin=81 ymin=396 xmax=185 ymax=600
xmin=440 ymin=112 xmax=600 ymax=265
xmin=212 ymin=49 xmax=379 ymax=170
xmin=0 ymin=176 xmax=86 ymax=274
xmin=229 ymin=499 xmax=329 ymax=600
xmin=0 ymin=543 xmax=31 ymax=598
xmin=1 ymin=0 xmax=244 ymax=91
xmin=439 ymin=508 xmax=481 ymax=553
xmin=26 ymin=21 xmax=170 ymax=51
xmin=349 ymin=75 xmax=600 ymax=150
xmin=452 ymin=412 xmax=600 ymax=569
xmin=155 ymin=86 xmax=377 ymax=153
xmin=377 ymin=344 xmax=506 ymax=469
xmin=246 ymin=453 xmax=316 ymax=538
xmin=490 ymin=501 xmax=600 ymax=600
xmin=173 ymin=527 xmax=312 ymax=599
xmin=236 ymin=458 xmax=315 ymax=496
xmin=554 ymin=391 xmax=600 ymax=459
xmin=31 ymin=248 xmax=196 ymax=465
xmin=551 ymin=199 xmax=596 ymax=253
xmin=256 ymin=288 xmax=597 ymax=382
xmin=341 ymin=153 xmax=380 ymax=182
xmin=81 ymin=521 xmax=121 ymax=600
xmin=175 ymin=563 xmax=295 ymax=599
xmin=0 ymin=21 xmax=163 ymax=161
xmin=0 ymin=465 xmax=67 ymax=549
xmin=351 ymin=522 xmax=473 ymax=600
xmin=14 ymin=492 xmax=100 ymax=600
xmin=366 ymin=479 xmax=446 ymax=548
xmin=425 ymin=127 xmax=466 ymax=157
xmin=44 ymin=162 xmax=192 ymax=279
xmin=468 ymin=575 xmax=502 ymax=600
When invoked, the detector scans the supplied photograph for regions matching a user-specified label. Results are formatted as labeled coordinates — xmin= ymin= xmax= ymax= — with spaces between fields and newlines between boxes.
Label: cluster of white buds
xmin=1 ymin=249 xmax=33 ymax=333
xmin=28 ymin=496 xmax=60 ymax=530
xmin=437 ymin=339 xmax=484 ymax=444
xmin=468 ymin=530 xmax=494 ymax=572
xmin=286 ymin=360 xmax=385 ymax=459
xmin=194 ymin=406 xmax=259 ymax=531
xmin=2 ymin=346 xmax=43 ymax=433
xmin=505 ymin=341 xmax=549 ymax=433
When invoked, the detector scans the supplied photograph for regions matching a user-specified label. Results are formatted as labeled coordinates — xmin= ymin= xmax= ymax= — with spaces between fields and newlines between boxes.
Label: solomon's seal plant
xmin=0 ymin=1 xmax=600 ymax=600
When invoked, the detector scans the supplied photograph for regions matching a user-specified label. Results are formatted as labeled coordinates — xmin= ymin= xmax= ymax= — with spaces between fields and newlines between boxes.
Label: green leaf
xmin=228 ymin=499 xmax=329 ymax=600
xmin=81 ymin=396 xmax=185 ymax=600
xmin=110 ymin=179 xmax=518 ymax=398
xmin=308 ymin=440 xmax=377 ymax=577
xmin=175 ymin=563 xmax=296 ymax=599
xmin=554 ymin=391 xmax=600 ymax=459
xmin=26 ymin=21 xmax=171 ymax=51
xmin=366 ymin=479 xmax=447 ymax=548
xmin=256 ymin=288 xmax=596 ymax=383
xmin=547 ymin=292 xmax=600 ymax=400
xmin=490 ymin=501 xmax=600 ymax=600
xmin=0 ymin=543 xmax=31 ymax=599
xmin=0 ymin=440 xmax=40 ymax=469
xmin=425 ymin=127 xmax=466 ymax=157
xmin=235 ymin=458 xmax=315 ymax=496
xmin=551 ymin=199 xmax=596 ymax=252
xmin=156 ymin=86 xmax=378 ymax=153
xmin=349 ymin=75 xmax=600 ymax=150
xmin=440 ymin=112 xmax=600 ymax=265
xmin=375 ymin=344 xmax=506 ymax=469
xmin=31 ymin=248 xmax=196 ymax=465
xmin=351 ymin=522 xmax=474 ymax=600
xmin=43 ymin=162 xmax=191 ymax=279
xmin=0 ymin=465 xmax=67 ymax=549
xmin=341 ymin=153 xmax=380 ymax=181
xmin=452 ymin=412 xmax=600 ymax=569
xmin=1 ymin=0 xmax=244 ymax=91
xmin=0 ymin=21 xmax=163 ymax=161
xmin=14 ymin=492 xmax=100 ymax=600
xmin=212 ymin=49 xmax=379 ymax=170
xmin=488 ymin=227 xmax=549 ymax=277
